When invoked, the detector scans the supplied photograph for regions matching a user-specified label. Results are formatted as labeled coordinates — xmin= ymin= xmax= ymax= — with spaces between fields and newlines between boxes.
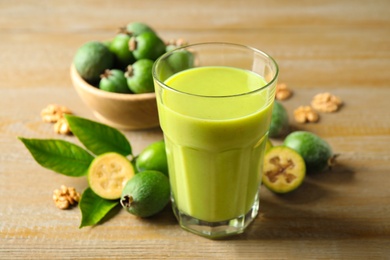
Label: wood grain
xmin=1 ymin=0 xmax=389 ymax=259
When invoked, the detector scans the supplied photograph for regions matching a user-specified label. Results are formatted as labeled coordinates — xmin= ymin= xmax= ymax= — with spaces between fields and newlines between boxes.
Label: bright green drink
xmin=153 ymin=43 xmax=278 ymax=238
xmin=159 ymin=66 xmax=272 ymax=221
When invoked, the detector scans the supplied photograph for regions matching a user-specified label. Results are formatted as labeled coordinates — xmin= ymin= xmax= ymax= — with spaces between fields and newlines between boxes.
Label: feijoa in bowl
xmin=70 ymin=22 xmax=190 ymax=130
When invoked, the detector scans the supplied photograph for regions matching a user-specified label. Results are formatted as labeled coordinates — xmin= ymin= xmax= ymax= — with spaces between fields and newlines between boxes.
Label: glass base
xmin=172 ymin=194 xmax=260 ymax=239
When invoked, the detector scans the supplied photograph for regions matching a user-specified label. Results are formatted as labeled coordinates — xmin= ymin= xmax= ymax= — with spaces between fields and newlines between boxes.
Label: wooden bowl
xmin=70 ymin=64 xmax=159 ymax=130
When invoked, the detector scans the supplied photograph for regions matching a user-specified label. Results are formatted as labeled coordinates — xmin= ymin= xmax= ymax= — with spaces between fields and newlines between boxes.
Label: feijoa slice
xmin=283 ymin=131 xmax=334 ymax=173
xmin=262 ymin=146 xmax=306 ymax=194
xmin=88 ymin=152 xmax=135 ymax=200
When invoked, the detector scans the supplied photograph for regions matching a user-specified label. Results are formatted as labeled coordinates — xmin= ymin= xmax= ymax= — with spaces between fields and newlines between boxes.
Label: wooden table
xmin=1 ymin=0 xmax=389 ymax=259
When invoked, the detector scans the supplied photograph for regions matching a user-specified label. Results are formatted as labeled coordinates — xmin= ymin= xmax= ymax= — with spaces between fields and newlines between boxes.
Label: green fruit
xmin=120 ymin=170 xmax=170 ymax=217
xmin=99 ymin=69 xmax=131 ymax=93
xmin=126 ymin=22 xmax=155 ymax=36
xmin=283 ymin=131 xmax=334 ymax=173
xmin=73 ymin=41 xmax=114 ymax=83
xmin=131 ymin=156 xmax=139 ymax=173
xmin=262 ymin=146 xmax=306 ymax=194
xmin=165 ymin=44 xmax=177 ymax=53
xmin=135 ymin=140 xmax=168 ymax=176
xmin=166 ymin=49 xmax=194 ymax=74
xmin=269 ymin=100 xmax=289 ymax=138
xmin=88 ymin=152 xmax=135 ymax=200
xmin=108 ymin=34 xmax=135 ymax=69
xmin=154 ymin=59 xmax=175 ymax=82
xmin=154 ymin=49 xmax=194 ymax=82
xmin=125 ymin=59 xmax=155 ymax=94
xmin=129 ymin=32 xmax=166 ymax=61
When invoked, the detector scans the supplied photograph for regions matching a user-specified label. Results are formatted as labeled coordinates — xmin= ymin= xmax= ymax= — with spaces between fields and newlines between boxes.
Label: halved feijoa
xmin=262 ymin=146 xmax=306 ymax=194
xmin=88 ymin=152 xmax=135 ymax=200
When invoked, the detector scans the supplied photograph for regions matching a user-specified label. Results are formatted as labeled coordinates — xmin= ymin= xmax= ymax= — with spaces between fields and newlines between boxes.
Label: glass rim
xmin=152 ymin=42 xmax=279 ymax=99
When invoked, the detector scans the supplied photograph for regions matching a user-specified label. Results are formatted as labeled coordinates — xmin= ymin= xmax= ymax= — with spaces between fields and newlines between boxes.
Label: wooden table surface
xmin=1 ymin=0 xmax=389 ymax=259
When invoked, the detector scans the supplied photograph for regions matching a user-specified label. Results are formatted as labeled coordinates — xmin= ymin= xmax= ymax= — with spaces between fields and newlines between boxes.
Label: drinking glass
xmin=153 ymin=42 xmax=278 ymax=238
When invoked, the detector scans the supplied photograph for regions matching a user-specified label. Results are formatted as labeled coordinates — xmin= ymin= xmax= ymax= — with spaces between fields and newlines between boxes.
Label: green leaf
xmin=65 ymin=114 xmax=132 ymax=156
xmin=79 ymin=187 xmax=120 ymax=228
xmin=19 ymin=137 xmax=94 ymax=177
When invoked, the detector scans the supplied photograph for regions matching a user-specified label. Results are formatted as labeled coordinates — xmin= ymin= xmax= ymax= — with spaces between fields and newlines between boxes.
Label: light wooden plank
xmin=1 ymin=0 xmax=389 ymax=258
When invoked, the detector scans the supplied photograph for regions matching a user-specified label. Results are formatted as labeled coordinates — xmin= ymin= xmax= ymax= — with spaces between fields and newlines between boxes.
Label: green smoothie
xmin=158 ymin=66 xmax=273 ymax=222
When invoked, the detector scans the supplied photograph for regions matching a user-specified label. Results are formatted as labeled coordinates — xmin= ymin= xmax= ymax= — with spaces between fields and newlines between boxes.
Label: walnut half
xmin=311 ymin=92 xmax=343 ymax=113
xmin=53 ymin=185 xmax=81 ymax=210
xmin=41 ymin=104 xmax=72 ymax=123
xmin=294 ymin=106 xmax=319 ymax=123
xmin=275 ymin=83 xmax=293 ymax=101
xmin=54 ymin=118 xmax=72 ymax=135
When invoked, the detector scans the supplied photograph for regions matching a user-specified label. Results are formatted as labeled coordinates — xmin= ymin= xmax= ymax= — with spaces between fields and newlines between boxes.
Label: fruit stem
xmin=129 ymin=37 xmax=137 ymax=51
xmin=100 ymin=69 xmax=112 ymax=79
xmin=117 ymin=26 xmax=131 ymax=36
xmin=328 ymin=154 xmax=340 ymax=171
xmin=125 ymin=65 xmax=134 ymax=77
xmin=120 ymin=195 xmax=134 ymax=209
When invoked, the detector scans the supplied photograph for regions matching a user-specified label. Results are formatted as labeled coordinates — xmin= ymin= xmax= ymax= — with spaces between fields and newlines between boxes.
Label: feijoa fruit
xmin=120 ymin=170 xmax=170 ymax=217
xmin=126 ymin=22 xmax=155 ymax=36
xmin=283 ymin=131 xmax=334 ymax=173
xmin=108 ymin=33 xmax=135 ymax=69
xmin=73 ymin=41 xmax=114 ymax=83
xmin=269 ymin=100 xmax=289 ymax=138
xmin=99 ymin=69 xmax=131 ymax=93
xmin=125 ymin=59 xmax=154 ymax=94
xmin=129 ymin=32 xmax=166 ymax=61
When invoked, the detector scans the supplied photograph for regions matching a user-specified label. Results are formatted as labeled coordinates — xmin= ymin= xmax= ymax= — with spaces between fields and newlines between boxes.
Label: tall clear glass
xmin=153 ymin=42 xmax=278 ymax=239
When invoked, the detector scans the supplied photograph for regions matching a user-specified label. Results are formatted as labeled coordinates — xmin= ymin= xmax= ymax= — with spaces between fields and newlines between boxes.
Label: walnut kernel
xmin=275 ymin=83 xmax=293 ymax=101
xmin=41 ymin=104 xmax=72 ymax=123
xmin=53 ymin=185 xmax=81 ymax=210
xmin=311 ymin=92 xmax=343 ymax=113
xmin=54 ymin=118 xmax=72 ymax=135
xmin=294 ymin=106 xmax=319 ymax=123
